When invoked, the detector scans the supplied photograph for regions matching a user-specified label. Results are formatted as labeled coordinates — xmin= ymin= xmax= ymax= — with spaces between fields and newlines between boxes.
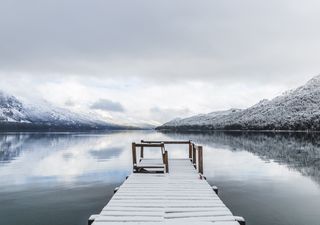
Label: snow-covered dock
xmin=88 ymin=141 xmax=245 ymax=225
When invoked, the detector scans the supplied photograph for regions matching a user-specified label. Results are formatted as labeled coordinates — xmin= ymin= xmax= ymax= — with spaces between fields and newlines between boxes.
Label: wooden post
xmin=132 ymin=142 xmax=137 ymax=168
xmin=88 ymin=215 xmax=98 ymax=225
xmin=212 ymin=186 xmax=218 ymax=194
xmin=161 ymin=143 xmax=165 ymax=163
xmin=140 ymin=146 xmax=144 ymax=158
xmin=114 ymin=187 xmax=119 ymax=194
xmin=164 ymin=150 xmax=169 ymax=173
xmin=140 ymin=140 xmax=144 ymax=158
xmin=192 ymin=144 xmax=197 ymax=168
xmin=198 ymin=146 xmax=203 ymax=174
xmin=161 ymin=142 xmax=165 ymax=153
xmin=188 ymin=141 xmax=192 ymax=160
xmin=234 ymin=216 xmax=246 ymax=225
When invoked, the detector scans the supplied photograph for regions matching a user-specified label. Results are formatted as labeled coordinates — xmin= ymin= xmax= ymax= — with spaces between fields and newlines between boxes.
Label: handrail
xmin=141 ymin=140 xmax=191 ymax=144
xmin=132 ymin=142 xmax=169 ymax=173
xmin=133 ymin=140 xmax=203 ymax=175
xmin=135 ymin=143 xmax=164 ymax=147
xmin=191 ymin=143 xmax=204 ymax=175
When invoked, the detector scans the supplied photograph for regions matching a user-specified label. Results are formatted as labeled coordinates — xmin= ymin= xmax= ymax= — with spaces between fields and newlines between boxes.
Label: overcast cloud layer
xmin=0 ymin=0 xmax=320 ymax=124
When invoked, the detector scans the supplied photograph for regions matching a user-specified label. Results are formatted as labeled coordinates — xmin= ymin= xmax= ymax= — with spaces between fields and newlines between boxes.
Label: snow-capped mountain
xmin=157 ymin=75 xmax=320 ymax=131
xmin=0 ymin=91 xmax=125 ymax=131
xmin=161 ymin=109 xmax=242 ymax=127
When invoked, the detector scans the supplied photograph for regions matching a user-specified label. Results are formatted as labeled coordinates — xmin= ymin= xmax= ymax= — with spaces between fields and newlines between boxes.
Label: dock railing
xmin=132 ymin=142 xmax=169 ymax=173
xmin=139 ymin=140 xmax=204 ymax=175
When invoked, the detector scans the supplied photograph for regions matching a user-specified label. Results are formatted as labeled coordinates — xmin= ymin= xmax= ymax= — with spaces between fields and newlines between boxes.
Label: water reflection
xmin=1 ymin=131 xmax=320 ymax=225
xmin=160 ymin=131 xmax=320 ymax=225
xmin=0 ymin=132 xmax=135 ymax=188
xmin=162 ymin=131 xmax=320 ymax=185
xmin=90 ymin=147 xmax=123 ymax=160
xmin=1 ymin=131 xmax=320 ymax=186
xmin=0 ymin=134 xmax=27 ymax=163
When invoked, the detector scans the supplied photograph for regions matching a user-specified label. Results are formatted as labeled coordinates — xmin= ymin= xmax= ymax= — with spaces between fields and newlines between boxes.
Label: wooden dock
xmin=89 ymin=140 xmax=245 ymax=225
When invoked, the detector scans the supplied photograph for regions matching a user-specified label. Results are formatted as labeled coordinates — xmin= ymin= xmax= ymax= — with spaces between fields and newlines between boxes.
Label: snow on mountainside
xmin=162 ymin=109 xmax=242 ymax=127
xmin=0 ymin=92 xmax=30 ymax=123
xmin=0 ymin=91 xmax=124 ymax=131
xmin=158 ymin=75 xmax=320 ymax=131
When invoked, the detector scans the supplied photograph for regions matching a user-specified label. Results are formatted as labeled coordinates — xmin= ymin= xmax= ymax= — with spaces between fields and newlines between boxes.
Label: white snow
xmin=0 ymin=91 xmax=155 ymax=129
xmin=93 ymin=158 xmax=239 ymax=225
xmin=160 ymin=75 xmax=320 ymax=130
xmin=0 ymin=91 xmax=117 ymax=128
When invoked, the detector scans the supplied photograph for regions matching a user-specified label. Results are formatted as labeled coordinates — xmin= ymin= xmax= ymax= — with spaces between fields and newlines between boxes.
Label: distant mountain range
xmin=0 ymin=91 xmax=135 ymax=131
xmin=157 ymin=75 xmax=320 ymax=131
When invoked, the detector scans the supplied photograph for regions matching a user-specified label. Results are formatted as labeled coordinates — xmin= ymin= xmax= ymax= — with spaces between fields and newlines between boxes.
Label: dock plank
xmin=92 ymin=158 xmax=240 ymax=225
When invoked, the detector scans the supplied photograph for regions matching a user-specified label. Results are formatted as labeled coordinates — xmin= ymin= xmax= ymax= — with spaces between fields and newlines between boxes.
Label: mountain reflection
xmin=2 ymin=131 xmax=320 ymax=186
xmin=163 ymin=131 xmax=320 ymax=184
xmin=0 ymin=133 xmax=124 ymax=162
xmin=0 ymin=132 xmax=129 ymax=186
xmin=0 ymin=134 xmax=29 ymax=162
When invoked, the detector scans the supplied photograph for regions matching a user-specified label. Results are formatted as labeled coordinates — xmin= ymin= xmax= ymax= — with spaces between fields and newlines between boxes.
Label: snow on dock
xmin=89 ymin=141 xmax=245 ymax=225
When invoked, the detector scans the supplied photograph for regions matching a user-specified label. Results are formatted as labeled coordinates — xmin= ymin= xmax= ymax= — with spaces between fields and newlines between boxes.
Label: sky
xmin=1 ymin=0 xmax=320 ymax=125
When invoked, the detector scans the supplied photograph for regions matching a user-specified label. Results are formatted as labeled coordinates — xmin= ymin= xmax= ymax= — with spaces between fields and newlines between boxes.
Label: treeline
xmin=0 ymin=122 xmax=139 ymax=132
xmin=156 ymin=120 xmax=320 ymax=131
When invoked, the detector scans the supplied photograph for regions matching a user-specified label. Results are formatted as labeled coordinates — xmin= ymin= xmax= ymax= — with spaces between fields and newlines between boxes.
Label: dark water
xmin=0 ymin=131 xmax=320 ymax=225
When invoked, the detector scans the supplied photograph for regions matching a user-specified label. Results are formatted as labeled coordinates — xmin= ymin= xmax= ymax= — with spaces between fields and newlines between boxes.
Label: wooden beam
xmin=188 ymin=142 xmax=192 ymax=159
xmin=135 ymin=143 xmax=164 ymax=147
xmin=140 ymin=146 xmax=144 ymax=158
xmin=192 ymin=144 xmax=197 ymax=168
xmin=198 ymin=146 xmax=203 ymax=174
xmin=141 ymin=140 xmax=190 ymax=144
xmin=163 ymin=150 xmax=169 ymax=173
xmin=135 ymin=164 xmax=165 ymax=169
xmin=132 ymin=142 xmax=137 ymax=167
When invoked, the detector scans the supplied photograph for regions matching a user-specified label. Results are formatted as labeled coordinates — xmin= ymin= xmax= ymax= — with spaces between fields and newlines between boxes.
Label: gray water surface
xmin=0 ymin=131 xmax=320 ymax=225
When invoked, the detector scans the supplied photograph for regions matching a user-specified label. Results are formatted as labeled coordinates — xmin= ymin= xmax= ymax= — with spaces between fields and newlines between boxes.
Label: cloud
xmin=64 ymin=99 xmax=75 ymax=107
xmin=0 ymin=0 xmax=320 ymax=86
xmin=150 ymin=107 xmax=191 ymax=123
xmin=91 ymin=99 xmax=125 ymax=112
xmin=0 ymin=0 xmax=319 ymax=124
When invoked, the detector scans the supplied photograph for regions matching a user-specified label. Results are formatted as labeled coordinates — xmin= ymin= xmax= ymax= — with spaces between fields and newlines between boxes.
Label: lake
xmin=0 ymin=130 xmax=320 ymax=225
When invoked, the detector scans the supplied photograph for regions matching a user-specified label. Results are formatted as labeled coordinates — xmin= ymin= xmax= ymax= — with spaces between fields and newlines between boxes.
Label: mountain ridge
xmin=157 ymin=75 xmax=320 ymax=131
xmin=0 ymin=91 xmax=136 ymax=131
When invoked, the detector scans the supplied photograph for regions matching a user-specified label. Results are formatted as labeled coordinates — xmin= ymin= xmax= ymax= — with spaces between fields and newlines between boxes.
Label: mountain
xmin=157 ymin=75 xmax=320 ymax=131
xmin=0 ymin=91 xmax=128 ymax=131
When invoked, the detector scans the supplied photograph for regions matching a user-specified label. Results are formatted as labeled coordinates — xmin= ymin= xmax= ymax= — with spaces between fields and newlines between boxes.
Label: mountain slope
xmin=157 ymin=75 xmax=320 ymax=131
xmin=0 ymin=91 xmax=125 ymax=131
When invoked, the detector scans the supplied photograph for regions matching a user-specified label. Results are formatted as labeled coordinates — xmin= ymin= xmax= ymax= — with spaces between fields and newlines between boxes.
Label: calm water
xmin=0 ymin=131 xmax=320 ymax=225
